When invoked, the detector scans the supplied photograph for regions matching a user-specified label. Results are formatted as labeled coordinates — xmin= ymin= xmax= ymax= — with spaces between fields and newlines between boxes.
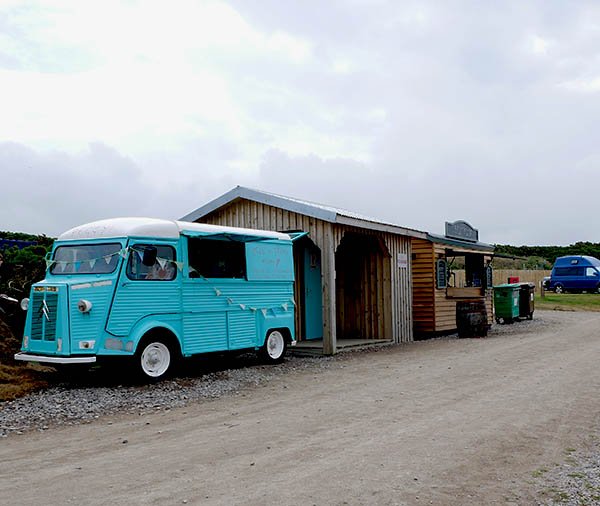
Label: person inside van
xmin=145 ymin=261 xmax=175 ymax=280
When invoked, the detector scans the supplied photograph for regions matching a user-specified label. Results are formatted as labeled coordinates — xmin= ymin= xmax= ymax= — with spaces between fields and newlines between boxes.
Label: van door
xmin=303 ymin=244 xmax=323 ymax=340
xmin=107 ymin=242 xmax=181 ymax=338
xmin=584 ymin=267 xmax=600 ymax=292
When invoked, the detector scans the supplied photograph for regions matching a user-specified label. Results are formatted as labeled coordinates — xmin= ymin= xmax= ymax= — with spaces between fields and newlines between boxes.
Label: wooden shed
xmin=412 ymin=221 xmax=494 ymax=336
xmin=181 ymin=186 xmax=427 ymax=354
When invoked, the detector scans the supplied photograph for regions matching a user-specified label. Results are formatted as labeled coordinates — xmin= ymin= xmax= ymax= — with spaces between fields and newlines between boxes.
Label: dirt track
xmin=1 ymin=310 xmax=600 ymax=505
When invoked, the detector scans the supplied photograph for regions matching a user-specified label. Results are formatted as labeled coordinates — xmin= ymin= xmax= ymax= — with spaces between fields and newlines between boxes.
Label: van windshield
xmin=50 ymin=243 xmax=122 ymax=275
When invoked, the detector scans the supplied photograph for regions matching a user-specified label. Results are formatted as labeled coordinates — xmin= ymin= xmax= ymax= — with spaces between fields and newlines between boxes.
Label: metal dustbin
xmin=493 ymin=283 xmax=520 ymax=324
xmin=518 ymin=282 xmax=535 ymax=320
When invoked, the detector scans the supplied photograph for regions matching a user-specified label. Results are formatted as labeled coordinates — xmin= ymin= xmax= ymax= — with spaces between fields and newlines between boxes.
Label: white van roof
xmin=58 ymin=218 xmax=292 ymax=241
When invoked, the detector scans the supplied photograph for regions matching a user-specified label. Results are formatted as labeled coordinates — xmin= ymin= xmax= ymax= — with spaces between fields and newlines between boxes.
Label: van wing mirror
xmin=142 ymin=246 xmax=158 ymax=266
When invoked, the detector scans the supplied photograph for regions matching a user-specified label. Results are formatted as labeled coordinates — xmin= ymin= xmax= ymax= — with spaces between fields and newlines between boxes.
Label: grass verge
xmin=0 ymin=319 xmax=50 ymax=401
xmin=536 ymin=293 xmax=600 ymax=312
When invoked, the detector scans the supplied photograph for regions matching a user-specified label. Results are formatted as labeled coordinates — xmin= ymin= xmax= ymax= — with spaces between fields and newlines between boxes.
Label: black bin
xmin=456 ymin=300 xmax=488 ymax=338
xmin=518 ymin=282 xmax=535 ymax=320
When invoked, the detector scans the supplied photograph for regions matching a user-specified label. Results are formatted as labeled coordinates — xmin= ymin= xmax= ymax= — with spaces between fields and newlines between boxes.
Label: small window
xmin=188 ymin=238 xmax=246 ymax=279
xmin=127 ymin=244 xmax=176 ymax=281
xmin=586 ymin=267 xmax=598 ymax=277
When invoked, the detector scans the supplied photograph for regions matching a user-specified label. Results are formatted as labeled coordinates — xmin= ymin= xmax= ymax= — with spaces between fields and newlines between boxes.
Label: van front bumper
xmin=14 ymin=352 xmax=97 ymax=364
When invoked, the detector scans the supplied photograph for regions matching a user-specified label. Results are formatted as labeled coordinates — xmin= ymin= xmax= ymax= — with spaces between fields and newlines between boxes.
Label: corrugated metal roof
xmin=180 ymin=186 xmax=427 ymax=239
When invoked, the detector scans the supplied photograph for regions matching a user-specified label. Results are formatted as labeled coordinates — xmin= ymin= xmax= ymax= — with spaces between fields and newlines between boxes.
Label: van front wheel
xmin=554 ymin=284 xmax=564 ymax=294
xmin=260 ymin=330 xmax=287 ymax=363
xmin=137 ymin=340 xmax=172 ymax=380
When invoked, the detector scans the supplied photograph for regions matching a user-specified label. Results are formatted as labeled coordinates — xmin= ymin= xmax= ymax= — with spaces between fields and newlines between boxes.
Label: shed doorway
xmin=293 ymin=237 xmax=323 ymax=341
xmin=335 ymin=233 xmax=393 ymax=340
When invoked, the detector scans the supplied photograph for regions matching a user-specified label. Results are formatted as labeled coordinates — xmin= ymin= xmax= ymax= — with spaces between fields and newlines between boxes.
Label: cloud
xmin=1 ymin=1 xmax=600 ymax=246
xmin=0 ymin=142 xmax=241 ymax=236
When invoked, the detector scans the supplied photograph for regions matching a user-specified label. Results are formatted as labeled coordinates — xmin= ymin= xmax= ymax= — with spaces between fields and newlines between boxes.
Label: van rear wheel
xmin=260 ymin=330 xmax=287 ymax=363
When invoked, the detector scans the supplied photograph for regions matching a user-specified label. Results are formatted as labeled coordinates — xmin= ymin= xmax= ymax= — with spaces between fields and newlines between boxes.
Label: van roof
xmin=57 ymin=218 xmax=292 ymax=242
xmin=554 ymin=255 xmax=600 ymax=266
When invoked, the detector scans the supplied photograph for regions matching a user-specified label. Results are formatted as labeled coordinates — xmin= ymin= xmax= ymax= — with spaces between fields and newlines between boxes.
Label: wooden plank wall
xmin=200 ymin=199 xmax=414 ymax=344
xmin=383 ymin=232 xmax=413 ymax=343
xmin=335 ymin=233 xmax=391 ymax=340
xmin=411 ymin=238 xmax=435 ymax=333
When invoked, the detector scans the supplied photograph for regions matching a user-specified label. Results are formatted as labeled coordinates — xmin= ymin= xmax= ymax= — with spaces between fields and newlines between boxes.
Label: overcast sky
xmin=1 ymin=1 xmax=599 ymax=245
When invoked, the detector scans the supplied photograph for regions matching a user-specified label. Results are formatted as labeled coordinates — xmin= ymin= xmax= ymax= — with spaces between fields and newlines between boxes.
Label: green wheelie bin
xmin=493 ymin=283 xmax=520 ymax=324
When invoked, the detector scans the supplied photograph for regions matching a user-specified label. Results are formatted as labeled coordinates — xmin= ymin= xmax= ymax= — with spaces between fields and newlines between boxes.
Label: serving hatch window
xmin=444 ymin=253 xmax=488 ymax=288
xmin=187 ymin=237 xmax=246 ymax=279
xmin=50 ymin=243 xmax=122 ymax=275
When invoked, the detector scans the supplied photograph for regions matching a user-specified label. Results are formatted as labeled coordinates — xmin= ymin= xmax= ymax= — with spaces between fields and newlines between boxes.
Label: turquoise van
xmin=15 ymin=218 xmax=299 ymax=379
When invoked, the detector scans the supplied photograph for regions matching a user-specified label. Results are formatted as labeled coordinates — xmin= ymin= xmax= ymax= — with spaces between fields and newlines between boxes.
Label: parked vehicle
xmin=0 ymin=281 xmax=27 ymax=336
xmin=548 ymin=255 xmax=600 ymax=293
xmin=14 ymin=218 xmax=303 ymax=379
xmin=542 ymin=276 xmax=550 ymax=291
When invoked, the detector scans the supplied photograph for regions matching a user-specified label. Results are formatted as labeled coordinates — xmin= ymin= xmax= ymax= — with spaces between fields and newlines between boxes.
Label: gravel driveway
xmin=1 ymin=310 xmax=599 ymax=505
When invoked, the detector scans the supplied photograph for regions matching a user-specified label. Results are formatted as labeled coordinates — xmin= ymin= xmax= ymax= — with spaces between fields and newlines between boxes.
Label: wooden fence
xmin=453 ymin=269 xmax=550 ymax=289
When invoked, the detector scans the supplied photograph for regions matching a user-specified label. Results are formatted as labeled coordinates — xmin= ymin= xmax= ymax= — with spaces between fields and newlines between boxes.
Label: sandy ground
xmin=1 ymin=310 xmax=600 ymax=506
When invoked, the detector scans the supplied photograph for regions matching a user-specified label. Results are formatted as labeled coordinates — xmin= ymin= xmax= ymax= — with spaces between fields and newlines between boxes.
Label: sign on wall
xmin=436 ymin=259 xmax=447 ymax=289
xmin=397 ymin=253 xmax=408 ymax=269
xmin=485 ymin=265 xmax=493 ymax=289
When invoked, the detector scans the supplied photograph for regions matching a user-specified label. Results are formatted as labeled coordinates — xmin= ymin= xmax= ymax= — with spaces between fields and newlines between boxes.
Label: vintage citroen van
xmin=15 ymin=218 xmax=299 ymax=379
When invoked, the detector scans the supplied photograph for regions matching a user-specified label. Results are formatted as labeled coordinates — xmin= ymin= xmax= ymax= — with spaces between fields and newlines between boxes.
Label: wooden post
xmin=322 ymin=229 xmax=337 ymax=355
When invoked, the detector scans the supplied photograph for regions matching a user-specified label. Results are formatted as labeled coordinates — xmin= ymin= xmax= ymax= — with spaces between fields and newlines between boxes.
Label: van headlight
xmin=77 ymin=299 xmax=93 ymax=313
xmin=20 ymin=298 xmax=29 ymax=311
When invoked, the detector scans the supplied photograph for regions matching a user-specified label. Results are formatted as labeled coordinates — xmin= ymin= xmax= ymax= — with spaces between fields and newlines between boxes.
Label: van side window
xmin=127 ymin=245 xmax=176 ymax=281
xmin=586 ymin=267 xmax=598 ymax=277
xmin=555 ymin=267 xmax=582 ymax=276
xmin=188 ymin=238 xmax=246 ymax=279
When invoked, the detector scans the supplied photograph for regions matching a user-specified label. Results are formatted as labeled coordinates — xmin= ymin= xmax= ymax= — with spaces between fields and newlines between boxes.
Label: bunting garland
xmin=195 ymin=275 xmax=295 ymax=317
xmin=46 ymin=246 xmax=185 ymax=272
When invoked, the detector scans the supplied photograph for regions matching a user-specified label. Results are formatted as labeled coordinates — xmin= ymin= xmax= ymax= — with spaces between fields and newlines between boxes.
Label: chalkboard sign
xmin=436 ymin=259 xmax=447 ymax=289
xmin=485 ymin=265 xmax=493 ymax=289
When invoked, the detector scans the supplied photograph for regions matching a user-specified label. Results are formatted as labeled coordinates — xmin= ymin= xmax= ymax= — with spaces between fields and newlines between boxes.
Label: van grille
xmin=30 ymin=291 xmax=58 ymax=342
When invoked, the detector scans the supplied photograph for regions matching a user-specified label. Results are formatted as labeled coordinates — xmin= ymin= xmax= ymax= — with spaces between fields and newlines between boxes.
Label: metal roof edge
xmin=426 ymin=233 xmax=495 ymax=252
xmin=336 ymin=215 xmax=427 ymax=239
xmin=237 ymin=187 xmax=338 ymax=222
xmin=180 ymin=186 xmax=338 ymax=223
xmin=180 ymin=186 xmax=428 ymax=237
